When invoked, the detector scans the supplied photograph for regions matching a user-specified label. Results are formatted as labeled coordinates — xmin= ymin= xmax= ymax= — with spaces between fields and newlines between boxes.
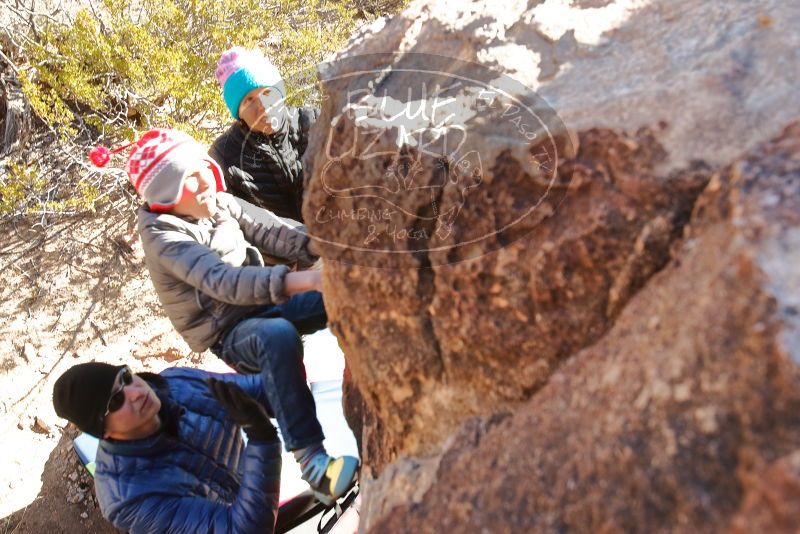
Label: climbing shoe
xmin=300 ymin=453 xmax=359 ymax=506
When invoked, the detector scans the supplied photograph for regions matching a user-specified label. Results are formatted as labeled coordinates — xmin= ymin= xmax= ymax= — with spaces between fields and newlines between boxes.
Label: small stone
xmin=69 ymin=472 xmax=78 ymax=482
xmin=33 ymin=416 xmax=52 ymax=434
xmin=80 ymin=512 xmax=88 ymax=519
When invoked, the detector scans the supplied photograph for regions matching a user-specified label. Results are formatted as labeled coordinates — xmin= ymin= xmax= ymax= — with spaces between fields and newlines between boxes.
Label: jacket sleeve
xmin=208 ymin=134 xmax=232 ymax=182
xmin=222 ymin=194 xmax=318 ymax=268
xmin=108 ymin=441 xmax=281 ymax=534
xmin=226 ymin=166 xmax=269 ymax=208
xmin=208 ymin=131 xmax=264 ymax=209
xmin=143 ymin=223 xmax=291 ymax=305
xmin=297 ymin=106 xmax=320 ymax=159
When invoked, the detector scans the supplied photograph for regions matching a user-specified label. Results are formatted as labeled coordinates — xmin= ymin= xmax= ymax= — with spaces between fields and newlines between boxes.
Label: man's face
xmin=238 ymin=87 xmax=285 ymax=134
xmin=103 ymin=373 xmax=162 ymax=440
xmin=171 ymin=164 xmax=218 ymax=220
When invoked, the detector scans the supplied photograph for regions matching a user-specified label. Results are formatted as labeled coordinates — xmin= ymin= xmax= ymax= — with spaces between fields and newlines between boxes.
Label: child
xmin=209 ymin=46 xmax=319 ymax=222
xmin=90 ymin=128 xmax=357 ymax=504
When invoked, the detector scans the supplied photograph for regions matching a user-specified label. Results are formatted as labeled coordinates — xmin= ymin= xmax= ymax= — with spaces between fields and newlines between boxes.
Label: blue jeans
xmin=212 ymin=290 xmax=328 ymax=451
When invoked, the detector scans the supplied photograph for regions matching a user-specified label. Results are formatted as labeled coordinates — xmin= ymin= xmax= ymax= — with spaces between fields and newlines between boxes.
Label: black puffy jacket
xmin=209 ymin=106 xmax=319 ymax=222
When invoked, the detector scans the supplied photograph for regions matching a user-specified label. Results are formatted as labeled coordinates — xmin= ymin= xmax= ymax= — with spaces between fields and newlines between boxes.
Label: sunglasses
xmin=105 ymin=366 xmax=133 ymax=416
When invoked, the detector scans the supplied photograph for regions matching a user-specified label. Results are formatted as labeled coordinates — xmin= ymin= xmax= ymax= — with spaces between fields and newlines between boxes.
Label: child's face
xmin=171 ymin=165 xmax=218 ymax=219
xmin=238 ymin=87 xmax=284 ymax=134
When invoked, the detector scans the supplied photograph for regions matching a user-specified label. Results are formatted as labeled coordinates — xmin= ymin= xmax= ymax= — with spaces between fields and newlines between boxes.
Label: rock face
xmin=301 ymin=0 xmax=800 ymax=529
xmin=362 ymin=122 xmax=800 ymax=532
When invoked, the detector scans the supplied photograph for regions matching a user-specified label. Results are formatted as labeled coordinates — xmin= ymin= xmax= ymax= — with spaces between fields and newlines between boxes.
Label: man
xmin=53 ymin=362 xmax=282 ymax=533
xmin=210 ymin=46 xmax=320 ymax=222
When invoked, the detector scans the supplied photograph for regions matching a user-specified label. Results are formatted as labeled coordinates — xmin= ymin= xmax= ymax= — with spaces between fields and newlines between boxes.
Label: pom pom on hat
xmin=88 ymin=139 xmax=138 ymax=168
xmin=89 ymin=146 xmax=111 ymax=167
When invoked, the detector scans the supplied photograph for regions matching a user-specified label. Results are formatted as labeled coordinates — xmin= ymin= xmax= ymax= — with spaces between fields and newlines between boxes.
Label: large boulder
xmin=361 ymin=122 xmax=800 ymax=532
xmin=301 ymin=0 xmax=800 ymax=529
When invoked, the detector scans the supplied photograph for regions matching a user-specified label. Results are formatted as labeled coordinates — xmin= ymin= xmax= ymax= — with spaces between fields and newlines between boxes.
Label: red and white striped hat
xmin=90 ymin=129 xmax=226 ymax=212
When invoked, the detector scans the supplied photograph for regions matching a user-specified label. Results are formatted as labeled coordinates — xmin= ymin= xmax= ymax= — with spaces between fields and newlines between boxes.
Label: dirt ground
xmin=0 ymin=201 xmax=350 ymax=534
xmin=0 ymin=208 xmax=225 ymax=533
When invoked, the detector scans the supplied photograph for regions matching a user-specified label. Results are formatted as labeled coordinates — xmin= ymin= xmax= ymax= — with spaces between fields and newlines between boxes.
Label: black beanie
xmin=53 ymin=362 xmax=125 ymax=438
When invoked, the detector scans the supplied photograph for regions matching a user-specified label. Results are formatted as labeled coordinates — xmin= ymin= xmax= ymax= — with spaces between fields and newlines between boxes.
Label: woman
xmin=210 ymin=46 xmax=319 ymax=222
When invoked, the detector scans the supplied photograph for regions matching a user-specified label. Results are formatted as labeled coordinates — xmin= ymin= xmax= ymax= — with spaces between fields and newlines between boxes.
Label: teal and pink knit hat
xmin=89 ymin=129 xmax=226 ymax=212
xmin=216 ymin=46 xmax=285 ymax=120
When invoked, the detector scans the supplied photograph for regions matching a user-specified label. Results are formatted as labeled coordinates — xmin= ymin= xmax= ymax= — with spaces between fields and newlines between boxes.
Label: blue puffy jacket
xmin=94 ymin=368 xmax=281 ymax=534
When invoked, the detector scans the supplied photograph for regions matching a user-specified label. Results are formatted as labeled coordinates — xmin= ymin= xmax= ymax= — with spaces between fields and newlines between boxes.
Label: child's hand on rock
xmin=284 ymin=269 xmax=323 ymax=295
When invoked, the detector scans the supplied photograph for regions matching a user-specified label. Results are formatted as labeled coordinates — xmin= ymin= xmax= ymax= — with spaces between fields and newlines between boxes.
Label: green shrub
xmin=3 ymin=0 xmax=407 ymax=218
xmin=0 ymin=161 xmax=44 ymax=214
xmin=19 ymin=0 xmax=372 ymax=142
xmin=0 ymin=160 xmax=100 ymax=215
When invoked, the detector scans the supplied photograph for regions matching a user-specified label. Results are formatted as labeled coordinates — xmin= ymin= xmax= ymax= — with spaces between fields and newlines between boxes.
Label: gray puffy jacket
xmin=138 ymin=192 xmax=316 ymax=352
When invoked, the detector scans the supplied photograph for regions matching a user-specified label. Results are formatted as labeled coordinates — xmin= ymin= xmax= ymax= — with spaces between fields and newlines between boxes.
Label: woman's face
xmin=238 ymin=87 xmax=285 ymax=134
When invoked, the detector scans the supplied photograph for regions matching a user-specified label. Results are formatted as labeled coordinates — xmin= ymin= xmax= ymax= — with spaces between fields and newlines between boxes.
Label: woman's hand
xmin=283 ymin=269 xmax=322 ymax=295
